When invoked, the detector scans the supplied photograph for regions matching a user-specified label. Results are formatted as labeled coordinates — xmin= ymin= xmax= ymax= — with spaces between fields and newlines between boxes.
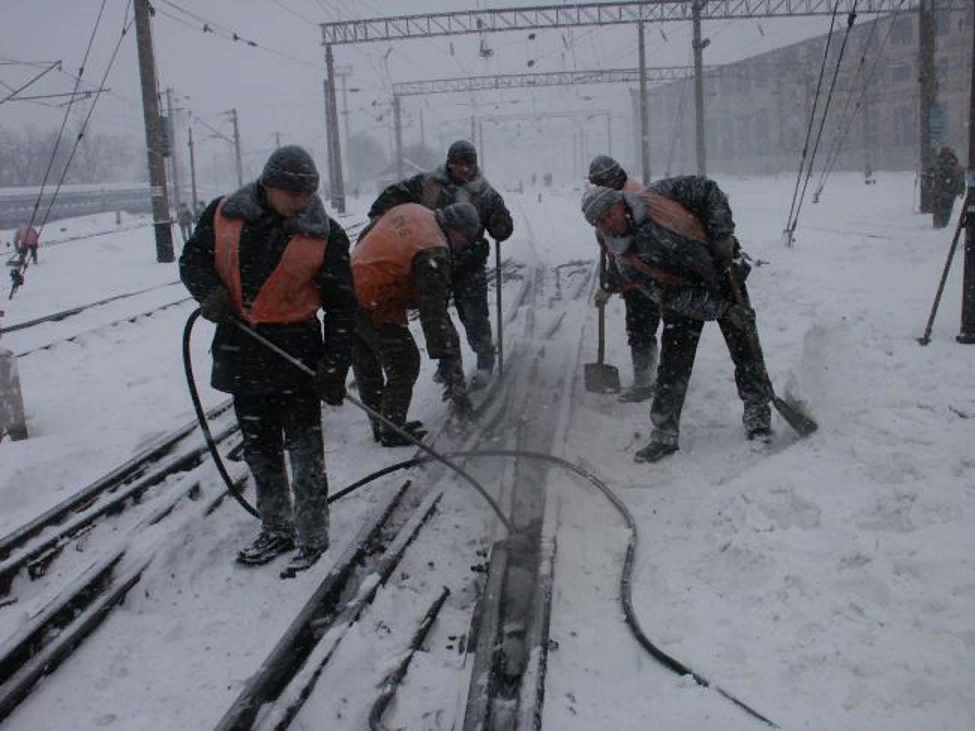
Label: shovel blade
xmin=584 ymin=362 xmax=621 ymax=394
xmin=772 ymin=395 xmax=818 ymax=437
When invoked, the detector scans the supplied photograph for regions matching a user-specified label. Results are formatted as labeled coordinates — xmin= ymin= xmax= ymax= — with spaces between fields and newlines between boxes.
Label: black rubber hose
xmin=328 ymin=449 xmax=779 ymax=729
xmin=182 ymin=308 xmax=259 ymax=517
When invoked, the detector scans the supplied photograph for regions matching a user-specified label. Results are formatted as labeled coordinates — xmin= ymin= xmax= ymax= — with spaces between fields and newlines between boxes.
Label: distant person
xmin=176 ymin=203 xmax=194 ymax=242
xmin=350 ymin=202 xmax=481 ymax=446
xmin=588 ymin=155 xmax=661 ymax=402
xmin=14 ymin=224 xmax=40 ymax=264
xmin=368 ymin=140 xmax=514 ymax=389
xmin=931 ymin=146 xmax=965 ymax=229
xmin=179 ymin=145 xmax=356 ymax=577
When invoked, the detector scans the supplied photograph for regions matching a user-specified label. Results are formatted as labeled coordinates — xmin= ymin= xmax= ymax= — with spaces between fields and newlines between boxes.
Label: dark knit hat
xmin=437 ymin=202 xmax=483 ymax=245
xmin=260 ymin=145 xmax=319 ymax=193
xmin=581 ymin=186 xmax=624 ymax=226
xmin=588 ymin=155 xmax=626 ymax=188
xmin=446 ymin=139 xmax=478 ymax=165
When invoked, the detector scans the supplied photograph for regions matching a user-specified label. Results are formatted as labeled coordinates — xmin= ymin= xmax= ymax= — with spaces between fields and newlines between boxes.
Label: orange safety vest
xmin=351 ymin=203 xmax=448 ymax=325
xmin=213 ymin=200 xmax=326 ymax=326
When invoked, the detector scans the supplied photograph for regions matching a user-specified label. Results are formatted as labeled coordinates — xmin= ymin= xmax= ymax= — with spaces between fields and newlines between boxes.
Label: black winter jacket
xmin=368 ymin=165 xmax=513 ymax=273
xmin=179 ymin=183 xmax=357 ymax=394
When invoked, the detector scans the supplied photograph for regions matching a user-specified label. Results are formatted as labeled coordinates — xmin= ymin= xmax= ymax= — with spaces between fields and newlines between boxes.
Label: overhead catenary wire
xmin=782 ymin=0 xmax=843 ymax=248
xmin=812 ymin=0 xmax=906 ymax=198
xmin=785 ymin=2 xmax=859 ymax=245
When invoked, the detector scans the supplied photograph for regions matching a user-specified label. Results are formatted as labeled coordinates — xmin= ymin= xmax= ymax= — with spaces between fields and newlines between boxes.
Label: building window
xmin=935 ymin=9 xmax=951 ymax=35
xmin=890 ymin=16 xmax=913 ymax=45
xmin=890 ymin=62 xmax=912 ymax=84
xmin=935 ymin=56 xmax=950 ymax=81
xmin=892 ymin=106 xmax=914 ymax=147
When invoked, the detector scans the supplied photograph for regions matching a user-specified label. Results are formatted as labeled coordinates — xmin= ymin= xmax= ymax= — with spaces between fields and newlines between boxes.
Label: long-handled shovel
xmin=494 ymin=239 xmax=504 ymax=376
xmin=584 ymin=250 xmax=622 ymax=394
xmin=725 ymin=264 xmax=818 ymax=437
xmin=917 ymin=212 xmax=966 ymax=346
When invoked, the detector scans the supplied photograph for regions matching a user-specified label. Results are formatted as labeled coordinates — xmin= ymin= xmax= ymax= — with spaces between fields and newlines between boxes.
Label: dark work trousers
xmin=622 ymin=288 xmax=660 ymax=350
xmin=650 ymin=294 xmax=771 ymax=446
xmin=932 ymin=197 xmax=955 ymax=229
xmin=233 ymin=389 xmax=329 ymax=551
xmin=350 ymin=309 xmax=421 ymax=437
xmin=452 ymin=265 xmax=494 ymax=371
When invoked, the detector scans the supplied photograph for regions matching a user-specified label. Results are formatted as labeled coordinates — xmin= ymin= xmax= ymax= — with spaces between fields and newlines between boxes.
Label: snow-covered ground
xmin=1 ymin=173 xmax=973 ymax=730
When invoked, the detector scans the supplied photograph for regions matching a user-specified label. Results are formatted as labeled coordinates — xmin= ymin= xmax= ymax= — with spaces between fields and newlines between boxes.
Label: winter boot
xmin=633 ymin=440 xmax=679 ymax=464
xmin=236 ymin=531 xmax=295 ymax=566
xmin=280 ymin=543 xmax=328 ymax=579
xmin=618 ymin=343 xmax=658 ymax=403
xmin=470 ymin=352 xmax=495 ymax=391
xmin=380 ymin=420 xmax=428 ymax=447
xmin=747 ymin=426 xmax=774 ymax=445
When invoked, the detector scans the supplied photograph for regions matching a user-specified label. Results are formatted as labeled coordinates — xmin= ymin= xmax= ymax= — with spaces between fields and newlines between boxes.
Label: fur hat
xmin=260 ymin=145 xmax=319 ymax=193
xmin=581 ymin=186 xmax=623 ymax=226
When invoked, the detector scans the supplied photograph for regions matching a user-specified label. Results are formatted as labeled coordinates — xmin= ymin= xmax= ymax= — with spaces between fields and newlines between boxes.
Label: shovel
xmin=725 ymin=263 xmax=818 ymax=437
xmin=584 ymin=251 xmax=621 ymax=394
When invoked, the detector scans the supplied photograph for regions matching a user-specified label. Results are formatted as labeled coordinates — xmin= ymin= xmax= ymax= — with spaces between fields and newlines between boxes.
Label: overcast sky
xmin=1 ymin=0 xmax=845 ymax=186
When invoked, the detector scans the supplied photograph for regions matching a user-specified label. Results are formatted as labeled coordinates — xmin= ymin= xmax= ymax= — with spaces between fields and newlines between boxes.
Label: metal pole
xmin=165 ymin=88 xmax=182 ymax=212
xmin=956 ymin=17 xmax=975 ymax=344
xmin=918 ymin=0 xmax=937 ymax=213
xmin=325 ymin=46 xmax=345 ymax=213
xmin=275 ymin=132 xmax=281 ymax=149
xmin=638 ymin=21 xmax=650 ymax=185
xmin=133 ymin=0 xmax=173 ymax=263
xmin=692 ymin=0 xmax=708 ymax=176
xmin=338 ymin=64 xmax=353 ymax=189
xmin=606 ymin=113 xmax=613 ymax=158
xmin=323 ymin=79 xmax=337 ymax=202
xmin=230 ymin=108 xmax=243 ymax=188
xmin=394 ymin=94 xmax=404 ymax=179
xmin=478 ymin=120 xmax=484 ymax=171
xmin=188 ymin=126 xmax=198 ymax=212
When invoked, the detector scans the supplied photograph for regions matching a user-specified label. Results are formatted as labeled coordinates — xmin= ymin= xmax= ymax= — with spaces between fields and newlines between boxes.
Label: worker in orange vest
xmin=351 ymin=201 xmax=482 ymax=446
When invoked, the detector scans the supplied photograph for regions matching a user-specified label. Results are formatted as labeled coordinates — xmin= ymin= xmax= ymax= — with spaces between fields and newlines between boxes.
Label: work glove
xmin=438 ymin=355 xmax=473 ymax=416
xmin=711 ymin=235 xmax=738 ymax=263
xmin=487 ymin=209 xmax=513 ymax=242
xmin=724 ymin=303 xmax=756 ymax=331
xmin=593 ymin=288 xmax=612 ymax=308
xmin=200 ymin=286 xmax=235 ymax=324
xmin=313 ymin=362 xmax=347 ymax=406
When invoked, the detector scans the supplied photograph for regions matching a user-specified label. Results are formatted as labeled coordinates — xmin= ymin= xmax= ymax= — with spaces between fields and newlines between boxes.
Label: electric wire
xmin=785 ymin=3 xmax=859 ymax=246
xmin=812 ymin=1 xmax=906 ymax=198
xmin=782 ymin=0 xmax=843 ymax=248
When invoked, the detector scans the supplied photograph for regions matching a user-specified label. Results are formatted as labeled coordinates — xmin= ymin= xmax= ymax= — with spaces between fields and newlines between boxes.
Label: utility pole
xmin=275 ymin=131 xmax=281 ymax=149
xmin=956 ymin=18 xmax=975 ymax=344
xmin=336 ymin=64 xmax=353 ymax=186
xmin=918 ymin=0 xmax=937 ymax=213
xmin=478 ymin=119 xmax=484 ymax=171
xmin=393 ymin=94 xmax=403 ymax=179
xmin=133 ymin=0 xmax=173 ymax=263
xmin=692 ymin=0 xmax=709 ymax=176
xmin=637 ymin=21 xmax=650 ymax=185
xmin=324 ymin=46 xmax=345 ymax=213
xmin=606 ymin=113 xmax=613 ymax=158
xmin=420 ymin=109 xmax=425 ymax=148
xmin=166 ymin=88 xmax=182 ymax=212
xmin=228 ymin=108 xmax=243 ymax=188
xmin=187 ymin=126 xmax=199 ymax=212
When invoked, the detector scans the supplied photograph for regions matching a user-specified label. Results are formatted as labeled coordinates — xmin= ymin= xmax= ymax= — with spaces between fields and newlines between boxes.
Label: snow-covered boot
xmin=633 ymin=440 xmax=678 ymax=464
xmin=618 ymin=343 xmax=657 ymax=403
xmin=380 ymin=420 xmax=428 ymax=447
xmin=236 ymin=531 xmax=295 ymax=566
xmin=279 ymin=543 xmax=327 ymax=578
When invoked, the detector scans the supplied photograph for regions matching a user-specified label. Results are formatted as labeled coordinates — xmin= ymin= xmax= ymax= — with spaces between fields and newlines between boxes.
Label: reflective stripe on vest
xmin=351 ymin=202 xmax=448 ymax=325
xmin=213 ymin=200 xmax=326 ymax=325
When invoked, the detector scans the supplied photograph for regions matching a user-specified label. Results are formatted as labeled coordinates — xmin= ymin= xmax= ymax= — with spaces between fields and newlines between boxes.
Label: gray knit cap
xmin=436 ymin=202 xmax=483 ymax=244
xmin=588 ymin=155 xmax=626 ymax=188
xmin=260 ymin=145 xmax=319 ymax=193
xmin=581 ymin=186 xmax=623 ymax=226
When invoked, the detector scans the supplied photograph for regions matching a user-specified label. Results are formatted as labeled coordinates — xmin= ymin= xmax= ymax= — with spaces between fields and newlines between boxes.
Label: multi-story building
xmin=645 ymin=6 xmax=972 ymax=177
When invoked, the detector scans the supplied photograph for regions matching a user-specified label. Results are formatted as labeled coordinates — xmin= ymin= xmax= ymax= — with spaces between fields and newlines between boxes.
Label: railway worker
xmin=351 ymin=201 xmax=481 ymax=446
xmin=580 ymin=177 xmax=773 ymax=463
xmin=368 ymin=140 xmax=514 ymax=390
xmin=587 ymin=155 xmax=661 ymax=403
xmin=14 ymin=224 xmax=40 ymax=264
xmin=931 ymin=146 xmax=965 ymax=230
xmin=176 ymin=203 xmax=194 ymax=242
xmin=179 ymin=144 xmax=357 ymax=576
